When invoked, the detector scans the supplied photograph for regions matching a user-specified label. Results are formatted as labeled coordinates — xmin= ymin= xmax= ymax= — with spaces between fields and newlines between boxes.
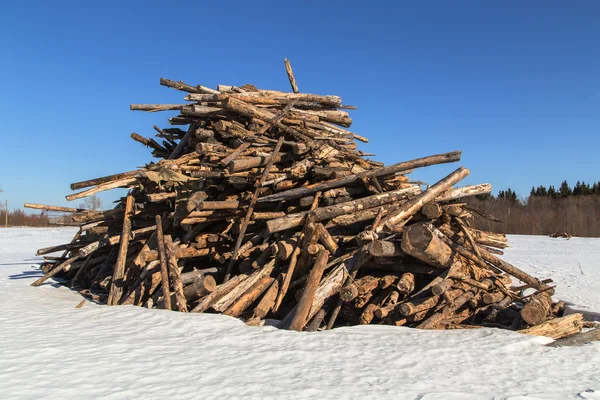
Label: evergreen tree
xmin=536 ymin=185 xmax=548 ymax=196
xmin=530 ymin=187 xmax=536 ymax=197
xmin=573 ymin=181 xmax=582 ymax=196
xmin=548 ymin=185 xmax=558 ymax=198
xmin=559 ymin=180 xmax=572 ymax=197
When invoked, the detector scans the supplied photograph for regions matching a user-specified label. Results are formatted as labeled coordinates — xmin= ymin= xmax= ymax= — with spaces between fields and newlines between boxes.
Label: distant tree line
xmin=0 ymin=208 xmax=50 ymax=227
xmin=466 ymin=180 xmax=600 ymax=237
xmin=529 ymin=180 xmax=600 ymax=198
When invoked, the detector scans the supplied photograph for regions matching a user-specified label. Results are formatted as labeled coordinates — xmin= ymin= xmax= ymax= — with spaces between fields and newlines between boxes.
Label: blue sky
xmin=1 ymin=1 xmax=599 ymax=211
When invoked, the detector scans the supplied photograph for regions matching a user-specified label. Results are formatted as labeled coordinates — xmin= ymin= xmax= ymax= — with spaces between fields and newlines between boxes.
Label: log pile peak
xmin=26 ymin=59 xmax=593 ymax=339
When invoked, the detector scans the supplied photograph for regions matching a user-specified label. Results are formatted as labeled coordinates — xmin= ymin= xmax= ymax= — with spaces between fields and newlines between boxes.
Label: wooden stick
xmin=288 ymin=249 xmax=329 ymax=331
xmin=224 ymin=276 xmax=274 ymax=318
xmin=107 ymin=194 xmax=135 ymax=306
xmin=218 ymin=142 xmax=251 ymax=166
xmin=258 ymin=151 xmax=462 ymax=203
xmin=284 ymin=58 xmax=299 ymax=93
xmin=376 ymin=167 xmax=470 ymax=232
xmin=164 ymin=235 xmax=188 ymax=312
xmin=224 ymin=135 xmax=286 ymax=282
xmin=155 ymin=215 xmax=171 ymax=311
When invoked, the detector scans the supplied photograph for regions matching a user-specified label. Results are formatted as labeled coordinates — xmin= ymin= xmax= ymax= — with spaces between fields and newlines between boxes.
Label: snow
xmin=0 ymin=227 xmax=599 ymax=399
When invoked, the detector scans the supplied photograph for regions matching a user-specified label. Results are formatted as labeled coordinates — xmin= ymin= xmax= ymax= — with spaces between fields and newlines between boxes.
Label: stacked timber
xmin=26 ymin=59 xmax=592 ymax=340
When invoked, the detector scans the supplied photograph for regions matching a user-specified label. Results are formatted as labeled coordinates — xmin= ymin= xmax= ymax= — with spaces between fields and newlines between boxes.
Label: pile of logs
xmin=26 ymin=59 xmax=593 ymax=339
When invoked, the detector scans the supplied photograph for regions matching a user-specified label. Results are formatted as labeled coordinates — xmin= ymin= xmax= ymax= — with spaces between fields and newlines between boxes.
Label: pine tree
xmin=530 ymin=187 xmax=536 ymax=197
xmin=573 ymin=181 xmax=582 ymax=196
xmin=548 ymin=185 xmax=557 ymax=198
xmin=559 ymin=180 xmax=572 ymax=197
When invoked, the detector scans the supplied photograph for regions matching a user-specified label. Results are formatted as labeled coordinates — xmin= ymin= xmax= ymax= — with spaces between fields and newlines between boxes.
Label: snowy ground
xmin=0 ymin=228 xmax=599 ymax=399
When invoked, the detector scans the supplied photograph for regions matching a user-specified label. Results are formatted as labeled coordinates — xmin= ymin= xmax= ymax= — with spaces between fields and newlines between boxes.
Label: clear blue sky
xmin=1 ymin=1 xmax=599 ymax=211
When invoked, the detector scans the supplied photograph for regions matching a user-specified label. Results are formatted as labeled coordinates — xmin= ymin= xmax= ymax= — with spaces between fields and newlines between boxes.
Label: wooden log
xmin=548 ymin=326 xmax=600 ymax=346
xmin=219 ymin=142 xmax=251 ymax=166
xmin=183 ymin=274 xmax=217 ymax=301
xmin=366 ymin=240 xmax=403 ymax=257
xmin=421 ymin=203 xmax=442 ymax=219
xmin=360 ymin=287 xmax=395 ymax=324
xmin=377 ymin=167 xmax=470 ymax=232
xmin=519 ymin=313 xmax=584 ymax=340
xmin=401 ymin=223 xmax=454 ymax=268
xmin=31 ymin=254 xmax=82 ymax=287
xmin=431 ymin=278 xmax=454 ymax=296
xmin=436 ymin=183 xmax=492 ymax=202
xmin=399 ymin=295 xmax=441 ymax=316
xmin=107 ymin=194 xmax=135 ymax=306
xmin=253 ymin=277 xmax=280 ymax=319
xmin=130 ymin=104 xmax=184 ymax=112
xmin=69 ymin=170 xmax=140 ymax=191
xmin=155 ymin=215 xmax=171 ymax=311
xmin=307 ymin=309 xmax=327 ymax=332
xmin=191 ymin=275 xmax=246 ymax=313
xmin=266 ymin=186 xmax=420 ymax=234
xmin=224 ymin=135 xmax=285 ymax=282
xmin=25 ymin=203 xmax=86 ymax=213
xmin=224 ymin=276 xmax=274 ymax=318
xmin=288 ymin=249 xmax=330 ymax=331
xmin=258 ymin=151 xmax=462 ymax=203
xmin=339 ymin=275 xmax=380 ymax=302
xmin=278 ymin=263 xmax=347 ymax=329
xmin=213 ymin=260 xmax=275 ymax=312
xmin=66 ymin=177 xmax=138 ymax=202
xmin=284 ymin=58 xmax=299 ymax=93
xmin=160 ymin=77 xmax=202 ymax=93
xmin=478 ymin=247 xmax=553 ymax=293
xmin=274 ymin=212 xmax=317 ymax=312
xmin=521 ymin=292 xmax=553 ymax=326
xmin=165 ymin=235 xmax=188 ymax=312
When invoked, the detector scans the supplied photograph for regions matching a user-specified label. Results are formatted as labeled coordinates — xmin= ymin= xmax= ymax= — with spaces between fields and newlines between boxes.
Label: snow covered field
xmin=1 ymin=227 xmax=599 ymax=399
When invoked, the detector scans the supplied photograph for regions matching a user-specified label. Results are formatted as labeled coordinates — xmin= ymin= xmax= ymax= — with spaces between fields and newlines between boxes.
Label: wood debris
xmin=26 ymin=59 xmax=588 ymax=340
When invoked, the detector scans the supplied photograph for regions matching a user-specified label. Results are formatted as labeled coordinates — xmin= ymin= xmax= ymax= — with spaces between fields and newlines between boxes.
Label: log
xmin=284 ymin=58 xmax=299 ymax=93
xmin=266 ymin=186 xmax=420 ymax=233
xmin=278 ymin=263 xmax=347 ymax=329
xmin=253 ymin=278 xmax=280 ymax=319
xmin=155 ymin=215 xmax=172 ymax=311
xmin=224 ymin=276 xmax=274 ymax=318
xmin=521 ymin=292 xmax=553 ymax=326
xmin=377 ymin=167 xmax=470 ymax=232
xmin=183 ymin=274 xmax=217 ymax=301
xmin=436 ymin=183 xmax=492 ymax=202
xmin=401 ymin=223 xmax=454 ymax=269
xmin=107 ymin=194 xmax=135 ymax=306
xmin=191 ymin=275 xmax=246 ymax=313
xmin=165 ymin=235 xmax=188 ymax=312
xmin=288 ymin=249 xmax=329 ymax=331
xmin=519 ymin=313 xmax=584 ymax=340
xmin=548 ymin=327 xmax=600 ymax=346
xmin=258 ymin=151 xmax=462 ymax=203
xmin=213 ymin=260 xmax=275 ymax=312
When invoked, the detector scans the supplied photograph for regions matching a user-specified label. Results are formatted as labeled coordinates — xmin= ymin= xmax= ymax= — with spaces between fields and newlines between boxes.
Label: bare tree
xmin=78 ymin=195 xmax=103 ymax=211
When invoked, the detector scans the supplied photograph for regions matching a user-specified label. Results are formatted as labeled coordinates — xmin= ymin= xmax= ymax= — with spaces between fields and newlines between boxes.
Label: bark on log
xmin=224 ymin=276 xmax=274 ymax=318
xmin=519 ymin=313 xmax=584 ymax=340
xmin=521 ymin=292 xmax=553 ymax=326
xmin=107 ymin=194 xmax=134 ymax=306
xmin=165 ymin=235 xmax=188 ymax=312
xmin=288 ymin=249 xmax=329 ymax=331
xmin=266 ymin=187 xmax=420 ymax=234
xmin=155 ymin=215 xmax=171 ymax=311
xmin=401 ymin=223 xmax=454 ymax=268
xmin=191 ymin=275 xmax=246 ymax=313
xmin=377 ymin=167 xmax=470 ymax=232
xmin=258 ymin=151 xmax=462 ymax=203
